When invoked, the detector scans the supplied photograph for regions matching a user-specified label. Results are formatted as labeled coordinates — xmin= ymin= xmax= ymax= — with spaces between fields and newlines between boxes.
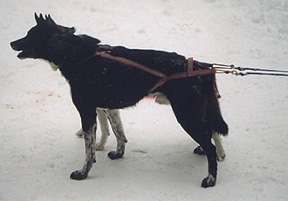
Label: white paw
xmin=216 ymin=150 xmax=226 ymax=162
xmin=95 ymin=143 xmax=105 ymax=151
xmin=75 ymin=129 xmax=84 ymax=138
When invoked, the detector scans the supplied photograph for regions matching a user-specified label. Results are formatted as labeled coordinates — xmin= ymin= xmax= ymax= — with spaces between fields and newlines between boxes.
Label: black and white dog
xmin=10 ymin=14 xmax=228 ymax=187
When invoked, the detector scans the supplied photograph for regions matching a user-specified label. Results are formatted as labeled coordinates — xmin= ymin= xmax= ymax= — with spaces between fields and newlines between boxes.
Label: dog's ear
xmin=35 ymin=13 xmax=45 ymax=25
xmin=45 ymin=14 xmax=56 ymax=25
xmin=35 ymin=13 xmax=57 ymax=26
xmin=34 ymin=13 xmax=76 ymax=34
xmin=47 ymin=15 xmax=76 ymax=34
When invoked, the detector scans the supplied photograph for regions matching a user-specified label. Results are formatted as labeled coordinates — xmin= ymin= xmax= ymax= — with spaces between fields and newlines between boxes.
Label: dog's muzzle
xmin=10 ymin=38 xmax=32 ymax=59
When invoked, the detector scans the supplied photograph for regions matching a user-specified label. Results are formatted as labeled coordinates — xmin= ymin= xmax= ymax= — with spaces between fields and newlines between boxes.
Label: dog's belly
xmin=70 ymin=81 xmax=149 ymax=109
xmin=97 ymin=97 xmax=143 ymax=109
xmin=93 ymin=90 xmax=146 ymax=109
xmin=86 ymin=73 xmax=160 ymax=109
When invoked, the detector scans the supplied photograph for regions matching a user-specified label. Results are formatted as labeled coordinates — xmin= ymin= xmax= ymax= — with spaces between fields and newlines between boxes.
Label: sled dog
xmin=10 ymin=14 xmax=228 ymax=187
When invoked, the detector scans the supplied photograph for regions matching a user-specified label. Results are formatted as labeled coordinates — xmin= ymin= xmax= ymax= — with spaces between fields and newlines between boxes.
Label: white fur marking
xmin=39 ymin=59 xmax=59 ymax=71
xmin=212 ymin=132 xmax=226 ymax=162
xmin=96 ymin=108 xmax=110 ymax=150
xmin=206 ymin=174 xmax=216 ymax=184
xmin=106 ymin=109 xmax=126 ymax=143
xmin=49 ymin=62 xmax=59 ymax=71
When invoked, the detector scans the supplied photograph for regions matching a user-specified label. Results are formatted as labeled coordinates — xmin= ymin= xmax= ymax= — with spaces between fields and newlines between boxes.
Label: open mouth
xmin=10 ymin=41 xmax=32 ymax=59
xmin=16 ymin=49 xmax=32 ymax=59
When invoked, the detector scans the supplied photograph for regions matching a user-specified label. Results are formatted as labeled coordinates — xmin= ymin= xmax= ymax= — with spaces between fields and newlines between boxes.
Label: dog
xmin=76 ymin=97 xmax=226 ymax=162
xmin=10 ymin=14 xmax=228 ymax=187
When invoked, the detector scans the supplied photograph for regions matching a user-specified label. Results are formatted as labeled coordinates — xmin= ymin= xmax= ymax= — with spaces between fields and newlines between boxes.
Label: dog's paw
xmin=217 ymin=152 xmax=226 ymax=162
xmin=201 ymin=174 xmax=216 ymax=188
xmin=75 ymin=129 xmax=84 ymax=138
xmin=193 ymin=146 xmax=206 ymax=155
xmin=70 ymin=170 xmax=88 ymax=180
xmin=108 ymin=151 xmax=124 ymax=160
xmin=95 ymin=143 xmax=105 ymax=151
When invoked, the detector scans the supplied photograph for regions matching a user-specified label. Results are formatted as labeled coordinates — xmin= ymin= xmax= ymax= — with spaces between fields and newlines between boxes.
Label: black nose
xmin=10 ymin=41 xmax=19 ymax=51
xmin=10 ymin=37 xmax=27 ymax=51
xmin=10 ymin=41 xmax=15 ymax=48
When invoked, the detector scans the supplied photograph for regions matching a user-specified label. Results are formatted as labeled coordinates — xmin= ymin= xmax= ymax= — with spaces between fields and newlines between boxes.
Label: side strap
xmin=95 ymin=51 xmax=216 ymax=93
xmin=187 ymin=58 xmax=194 ymax=76
xmin=148 ymin=68 xmax=216 ymax=93
xmin=95 ymin=51 xmax=166 ymax=78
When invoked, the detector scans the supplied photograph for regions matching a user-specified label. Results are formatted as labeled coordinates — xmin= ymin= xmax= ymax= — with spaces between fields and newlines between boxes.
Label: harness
xmin=58 ymin=44 xmax=288 ymax=100
xmin=95 ymin=51 xmax=218 ymax=95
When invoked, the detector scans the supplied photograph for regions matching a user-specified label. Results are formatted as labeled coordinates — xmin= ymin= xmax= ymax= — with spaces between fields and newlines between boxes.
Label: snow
xmin=1 ymin=0 xmax=288 ymax=200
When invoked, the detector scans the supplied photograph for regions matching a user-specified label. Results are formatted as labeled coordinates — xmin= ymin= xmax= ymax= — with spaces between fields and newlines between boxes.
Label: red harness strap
xmin=187 ymin=57 xmax=194 ymax=76
xmin=95 ymin=51 xmax=218 ymax=96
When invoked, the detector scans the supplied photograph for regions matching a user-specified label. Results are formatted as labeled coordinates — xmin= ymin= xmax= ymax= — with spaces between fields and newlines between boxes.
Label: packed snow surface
xmin=1 ymin=0 xmax=288 ymax=200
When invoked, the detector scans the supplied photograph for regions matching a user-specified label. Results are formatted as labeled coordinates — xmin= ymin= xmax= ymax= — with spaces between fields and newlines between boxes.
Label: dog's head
xmin=10 ymin=13 xmax=76 ymax=60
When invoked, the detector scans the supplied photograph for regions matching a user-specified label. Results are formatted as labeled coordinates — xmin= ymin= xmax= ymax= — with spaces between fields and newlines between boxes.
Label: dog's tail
xmin=212 ymin=118 xmax=228 ymax=136
xmin=207 ymin=95 xmax=229 ymax=136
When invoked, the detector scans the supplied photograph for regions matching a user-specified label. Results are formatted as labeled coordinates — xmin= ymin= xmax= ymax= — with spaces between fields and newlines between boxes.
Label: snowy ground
xmin=1 ymin=0 xmax=288 ymax=200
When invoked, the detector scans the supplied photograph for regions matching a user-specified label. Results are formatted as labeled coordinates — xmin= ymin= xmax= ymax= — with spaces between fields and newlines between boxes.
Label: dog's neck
xmin=40 ymin=59 xmax=60 ymax=71
xmin=45 ymin=34 xmax=98 ymax=67
xmin=43 ymin=34 xmax=103 ymax=77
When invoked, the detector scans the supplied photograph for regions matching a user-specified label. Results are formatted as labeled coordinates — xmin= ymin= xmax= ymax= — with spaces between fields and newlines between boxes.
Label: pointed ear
xmin=45 ymin=14 xmax=56 ymax=25
xmin=35 ymin=13 xmax=45 ymax=25
xmin=34 ymin=12 xmax=40 ymax=24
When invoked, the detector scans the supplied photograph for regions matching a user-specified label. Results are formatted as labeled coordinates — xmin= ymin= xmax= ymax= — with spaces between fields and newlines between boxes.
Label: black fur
xmin=10 ymin=13 xmax=228 ymax=187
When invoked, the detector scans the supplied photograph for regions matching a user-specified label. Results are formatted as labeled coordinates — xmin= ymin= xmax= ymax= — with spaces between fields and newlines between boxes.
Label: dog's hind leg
xmin=212 ymin=132 xmax=226 ymax=161
xmin=169 ymin=95 xmax=218 ymax=188
xmin=105 ymin=109 xmax=127 ymax=159
xmin=95 ymin=108 xmax=110 ymax=150
xmin=194 ymin=132 xmax=226 ymax=161
xmin=70 ymin=103 xmax=97 ymax=180
xmin=154 ymin=93 xmax=226 ymax=161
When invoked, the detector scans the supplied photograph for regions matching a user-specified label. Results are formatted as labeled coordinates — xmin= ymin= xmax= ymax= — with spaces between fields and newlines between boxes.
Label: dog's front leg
xmin=70 ymin=103 xmax=97 ymax=180
xmin=75 ymin=108 xmax=109 ymax=151
xmin=70 ymin=123 xmax=97 ymax=180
